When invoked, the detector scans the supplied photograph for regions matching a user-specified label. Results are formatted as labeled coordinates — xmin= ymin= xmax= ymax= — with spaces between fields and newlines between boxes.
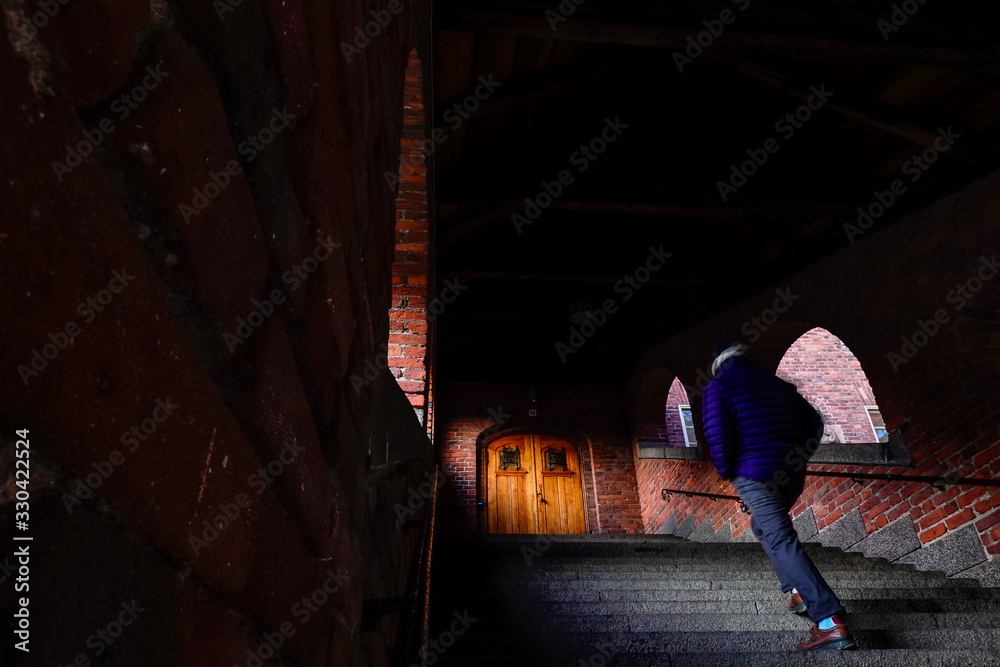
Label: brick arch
xmin=632 ymin=366 xmax=685 ymax=444
xmin=629 ymin=320 xmax=818 ymax=440
xmin=776 ymin=327 xmax=885 ymax=444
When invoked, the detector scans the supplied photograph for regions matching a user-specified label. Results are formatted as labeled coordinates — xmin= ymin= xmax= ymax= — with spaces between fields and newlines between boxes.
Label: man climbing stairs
xmin=426 ymin=535 xmax=1000 ymax=666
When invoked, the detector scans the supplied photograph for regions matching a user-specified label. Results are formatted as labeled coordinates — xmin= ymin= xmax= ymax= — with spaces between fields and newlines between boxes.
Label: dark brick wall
xmin=631 ymin=169 xmax=1000 ymax=564
xmin=0 ymin=1 xmax=432 ymax=665
xmin=435 ymin=383 xmax=644 ymax=536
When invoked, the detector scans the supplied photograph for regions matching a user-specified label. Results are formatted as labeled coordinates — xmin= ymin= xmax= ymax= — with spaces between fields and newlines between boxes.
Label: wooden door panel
xmin=533 ymin=436 xmax=586 ymax=535
xmin=539 ymin=471 xmax=585 ymax=534
xmin=487 ymin=435 xmax=537 ymax=534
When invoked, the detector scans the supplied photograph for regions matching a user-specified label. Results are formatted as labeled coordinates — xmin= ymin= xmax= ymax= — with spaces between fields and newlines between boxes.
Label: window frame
xmin=865 ymin=406 xmax=889 ymax=443
xmin=678 ymin=404 xmax=697 ymax=447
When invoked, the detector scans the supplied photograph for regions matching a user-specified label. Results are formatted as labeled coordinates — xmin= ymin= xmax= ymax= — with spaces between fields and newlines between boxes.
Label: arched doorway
xmin=485 ymin=433 xmax=587 ymax=534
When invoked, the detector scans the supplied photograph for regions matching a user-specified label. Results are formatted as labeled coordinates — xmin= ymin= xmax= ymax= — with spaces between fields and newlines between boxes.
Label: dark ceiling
xmin=431 ymin=0 xmax=1000 ymax=386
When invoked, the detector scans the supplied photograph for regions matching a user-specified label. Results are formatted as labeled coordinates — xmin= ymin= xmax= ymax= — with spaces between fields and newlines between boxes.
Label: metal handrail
xmin=661 ymin=488 xmax=750 ymax=513
xmin=407 ymin=464 xmax=438 ymax=666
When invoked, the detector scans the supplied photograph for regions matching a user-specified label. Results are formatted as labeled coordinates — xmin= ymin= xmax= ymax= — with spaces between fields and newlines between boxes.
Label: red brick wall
xmin=631 ymin=169 xmax=1000 ymax=561
xmin=390 ymin=49 xmax=433 ymax=432
xmin=777 ymin=327 xmax=881 ymax=443
xmin=0 ymin=2 xmax=433 ymax=665
xmin=435 ymin=383 xmax=644 ymax=535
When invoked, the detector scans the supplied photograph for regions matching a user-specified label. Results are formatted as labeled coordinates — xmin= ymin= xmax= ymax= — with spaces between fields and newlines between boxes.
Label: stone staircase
xmin=427 ymin=535 xmax=1000 ymax=666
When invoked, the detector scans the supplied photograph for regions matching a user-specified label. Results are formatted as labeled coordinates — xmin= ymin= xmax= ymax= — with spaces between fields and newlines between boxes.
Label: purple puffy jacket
xmin=702 ymin=355 xmax=823 ymax=481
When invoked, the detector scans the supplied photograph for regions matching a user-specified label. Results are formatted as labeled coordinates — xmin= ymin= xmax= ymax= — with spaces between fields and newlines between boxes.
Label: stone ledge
xmin=809 ymin=430 xmax=912 ymax=466
xmin=637 ymin=444 xmax=702 ymax=460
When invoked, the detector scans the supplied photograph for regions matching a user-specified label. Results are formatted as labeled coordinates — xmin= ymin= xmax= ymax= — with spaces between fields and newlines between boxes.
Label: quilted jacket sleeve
xmin=702 ymin=382 xmax=738 ymax=480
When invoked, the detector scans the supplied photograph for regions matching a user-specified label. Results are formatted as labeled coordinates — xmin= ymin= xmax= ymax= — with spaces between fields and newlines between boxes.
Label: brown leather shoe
xmin=796 ymin=624 xmax=857 ymax=651
xmin=787 ymin=591 xmax=807 ymax=615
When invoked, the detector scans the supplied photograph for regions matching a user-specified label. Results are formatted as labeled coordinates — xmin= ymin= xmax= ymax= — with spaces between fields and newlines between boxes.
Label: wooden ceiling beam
xmin=708 ymin=54 xmax=945 ymax=148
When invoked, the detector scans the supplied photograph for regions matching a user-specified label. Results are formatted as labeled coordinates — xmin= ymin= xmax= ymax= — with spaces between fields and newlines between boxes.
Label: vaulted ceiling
xmin=431 ymin=0 xmax=1000 ymax=385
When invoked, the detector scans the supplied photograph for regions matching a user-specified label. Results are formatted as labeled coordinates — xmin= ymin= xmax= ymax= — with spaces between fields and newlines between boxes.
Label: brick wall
xmin=777 ymin=327 xmax=881 ymax=443
xmin=0 ymin=2 xmax=433 ymax=665
xmin=389 ymin=49 xmax=433 ymax=432
xmin=631 ymin=168 xmax=1000 ymax=569
xmin=435 ymin=383 xmax=644 ymax=535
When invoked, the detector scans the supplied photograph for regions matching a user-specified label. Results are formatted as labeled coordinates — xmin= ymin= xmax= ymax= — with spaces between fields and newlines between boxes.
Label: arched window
xmin=665 ymin=377 xmax=696 ymax=447
xmin=636 ymin=376 xmax=696 ymax=449
xmin=776 ymin=328 xmax=887 ymax=444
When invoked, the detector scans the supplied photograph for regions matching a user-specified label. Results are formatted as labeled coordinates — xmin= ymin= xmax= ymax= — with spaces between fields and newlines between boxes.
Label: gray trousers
xmin=732 ymin=474 xmax=845 ymax=622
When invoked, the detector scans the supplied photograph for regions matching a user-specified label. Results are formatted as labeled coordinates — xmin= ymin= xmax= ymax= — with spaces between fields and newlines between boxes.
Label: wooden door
xmin=486 ymin=434 xmax=585 ymax=534
xmin=533 ymin=435 xmax=587 ymax=534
